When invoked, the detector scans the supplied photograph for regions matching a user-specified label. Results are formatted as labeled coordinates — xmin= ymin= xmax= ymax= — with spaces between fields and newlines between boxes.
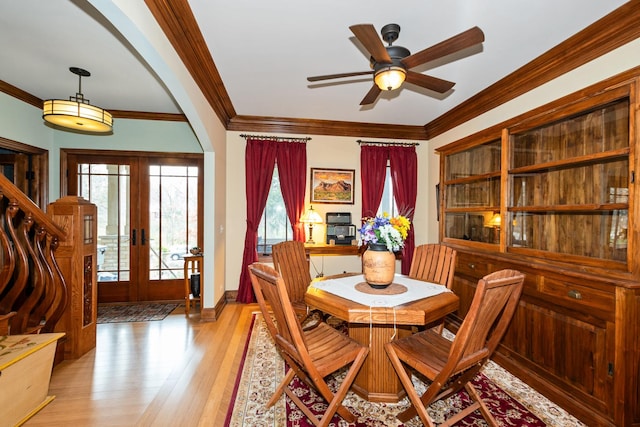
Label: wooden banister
xmin=0 ymin=174 xmax=65 ymax=240
xmin=0 ymin=174 xmax=68 ymax=336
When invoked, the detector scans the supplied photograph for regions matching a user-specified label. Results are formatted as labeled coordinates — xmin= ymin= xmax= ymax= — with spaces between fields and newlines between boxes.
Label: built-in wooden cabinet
xmin=438 ymin=75 xmax=639 ymax=426
xmin=443 ymin=139 xmax=501 ymax=244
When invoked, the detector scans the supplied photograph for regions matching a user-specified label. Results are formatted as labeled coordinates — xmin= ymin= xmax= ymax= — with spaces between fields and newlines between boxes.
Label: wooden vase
xmin=362 ymin=243 xmax=396 ymax=288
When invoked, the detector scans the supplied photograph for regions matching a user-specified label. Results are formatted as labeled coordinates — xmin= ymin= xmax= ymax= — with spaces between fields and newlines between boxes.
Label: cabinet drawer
xmin=456 ymin=253 xmax=491 ymax=278
xmin=539 ymin=278 xmax=614 ymax=315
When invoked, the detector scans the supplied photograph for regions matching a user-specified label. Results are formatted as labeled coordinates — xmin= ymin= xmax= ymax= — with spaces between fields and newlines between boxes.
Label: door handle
xmin=141 ymin=229 xmax=146 ymax=245
xmin=132 ymin=229 xmax=136 ymax=246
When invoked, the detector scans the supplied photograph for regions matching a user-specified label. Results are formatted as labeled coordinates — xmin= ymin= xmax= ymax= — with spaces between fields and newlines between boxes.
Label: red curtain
xmin=389 ymin=146 xmax=418 ymax=274
xmin=236 ymin=139 xmax=278 ymax=303
xmin=276 ymin=141 xmax=307 ymax=242
xmin=360 ymin=145 xmax=388 ymax=219
xmin=237 ymin=138 xmax=308 ymax=303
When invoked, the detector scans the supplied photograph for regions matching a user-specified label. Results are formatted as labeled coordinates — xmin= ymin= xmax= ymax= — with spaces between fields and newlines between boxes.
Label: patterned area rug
xmin=225 ymin=314 xmax=585 ymax=427
xmin=97 ymin=303 xmax=179 ymax=323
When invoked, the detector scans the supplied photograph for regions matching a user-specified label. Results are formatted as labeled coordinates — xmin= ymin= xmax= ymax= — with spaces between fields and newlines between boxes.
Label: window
xmin=377 ymin=164 xmax=398 ymax=216
xmin=257 ymin=165 xmax=291 ymax=255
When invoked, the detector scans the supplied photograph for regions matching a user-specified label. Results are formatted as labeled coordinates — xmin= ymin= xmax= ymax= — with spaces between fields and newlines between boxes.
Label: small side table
xmin=183 ymin=255 xmax=203 ymax=315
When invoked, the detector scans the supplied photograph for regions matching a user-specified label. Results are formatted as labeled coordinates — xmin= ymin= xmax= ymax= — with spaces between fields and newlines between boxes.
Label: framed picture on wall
xmin=310 ymin=168 xmax=355 ymax=204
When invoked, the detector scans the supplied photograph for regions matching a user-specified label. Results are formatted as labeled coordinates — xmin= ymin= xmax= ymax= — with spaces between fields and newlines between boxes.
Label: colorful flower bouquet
xmin=359 ymin=213 xmax=411 ymax=252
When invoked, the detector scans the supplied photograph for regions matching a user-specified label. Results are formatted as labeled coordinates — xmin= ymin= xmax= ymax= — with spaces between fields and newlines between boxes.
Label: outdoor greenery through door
xmin=64 ymin=150 xmax=203 ymax=303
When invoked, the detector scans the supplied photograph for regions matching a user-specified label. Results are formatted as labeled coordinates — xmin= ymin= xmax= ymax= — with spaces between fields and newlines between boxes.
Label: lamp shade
xmin=488 ymin=213 xmax=501 ymax=227
xmin=300 ymin=206 xmax=322 ymax=224
xmin=43 ymin=67 xmax=113 ymax=133
xmin=374 ymin=66 xmax=406 ymax=91
xmin=43 ymin=99 xmax=113 ymax=133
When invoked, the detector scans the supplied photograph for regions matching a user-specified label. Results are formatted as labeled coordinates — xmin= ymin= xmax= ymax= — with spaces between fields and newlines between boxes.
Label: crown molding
xmin=145 ymin=0 xmax=427 ymax=140
xmin=144 ymin=0 xmax=236 ymax=126
xmin=109 ymin=110 xmax=187 ymax=121
xmin=228 ymin=115 xmax=428 ymax=140
xmin=0 ymin=80 xmax=187 ymax=122
xmin=0 ymin=80 xmax=42 ymax=108
xmin=424 ymin=0 xmax=640 ymax=139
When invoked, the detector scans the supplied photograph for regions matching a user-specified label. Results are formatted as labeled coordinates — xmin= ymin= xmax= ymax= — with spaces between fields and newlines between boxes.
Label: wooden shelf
xmin=509 ymin=147 xmax=629 ymax=175
xmin=443 ymin=170 xmax=501 ymax=185
xmin=183 ymin=255 xmax=203 ymax=315
xmin=508 ymin=203 xmax=628 ymax=212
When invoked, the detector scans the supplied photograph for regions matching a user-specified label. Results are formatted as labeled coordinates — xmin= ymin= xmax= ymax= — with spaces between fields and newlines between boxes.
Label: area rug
xmin=225 ymin=313 xmax=585 ymax=427
xmin=97 ymin=303 xmax=179 ymax=324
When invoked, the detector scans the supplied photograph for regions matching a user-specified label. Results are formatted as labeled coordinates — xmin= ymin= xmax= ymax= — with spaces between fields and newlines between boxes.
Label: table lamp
xmin=300 ymin=205 xmax=323 ymax=244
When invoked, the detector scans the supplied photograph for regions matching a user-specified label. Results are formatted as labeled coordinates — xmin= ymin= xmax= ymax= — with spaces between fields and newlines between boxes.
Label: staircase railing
xmin=0 ymin=173 xmax=67 ymax=335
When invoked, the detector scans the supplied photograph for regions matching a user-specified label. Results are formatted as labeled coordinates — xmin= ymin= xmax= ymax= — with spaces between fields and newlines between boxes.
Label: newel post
xmin=48 ymin=196 xmax=98 ymax=359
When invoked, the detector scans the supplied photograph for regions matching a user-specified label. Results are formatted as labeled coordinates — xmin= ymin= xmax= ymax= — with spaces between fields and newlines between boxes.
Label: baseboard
xmin=225 ymin=290 xmax=238 ymax=301
xmin=200 ymin=307 xmax=217 ymax=322
xmin=200 ymin=293 xmax=230 ymax=322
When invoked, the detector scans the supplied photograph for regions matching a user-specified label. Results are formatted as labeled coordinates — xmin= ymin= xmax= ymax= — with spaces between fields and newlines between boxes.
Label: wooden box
xmin=0 ymin=333 xmax=64 ymax=427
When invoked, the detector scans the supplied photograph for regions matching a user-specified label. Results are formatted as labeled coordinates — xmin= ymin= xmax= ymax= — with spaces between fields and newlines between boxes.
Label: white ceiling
xmin=0 ymin=0 xmax=629 ymax=127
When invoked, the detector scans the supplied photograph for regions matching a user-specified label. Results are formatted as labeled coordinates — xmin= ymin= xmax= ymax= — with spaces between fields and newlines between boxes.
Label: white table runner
xmin=309 ymin=274 xmax=450 ymax=307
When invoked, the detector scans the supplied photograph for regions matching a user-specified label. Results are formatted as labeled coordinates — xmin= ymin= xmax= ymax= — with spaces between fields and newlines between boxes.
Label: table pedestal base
xmin=348 ymin=323 xmax=412 ymax=403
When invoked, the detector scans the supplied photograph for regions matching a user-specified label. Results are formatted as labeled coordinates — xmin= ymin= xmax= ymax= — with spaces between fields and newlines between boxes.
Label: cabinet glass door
xmin=443 ymin=139 xmax=502 ymax=244
xmin=508 ymin=99 xmax=629 ymax=262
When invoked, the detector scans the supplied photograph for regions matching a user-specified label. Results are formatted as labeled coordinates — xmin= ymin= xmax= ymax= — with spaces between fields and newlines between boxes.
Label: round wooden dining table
xmin=305 ymin=273 xmax=459 ymax=403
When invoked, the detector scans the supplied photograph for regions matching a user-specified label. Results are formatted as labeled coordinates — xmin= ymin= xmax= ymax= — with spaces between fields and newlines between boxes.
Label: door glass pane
xmin=149 ymin=164 xmax=199 ymax=281
xmin=77 ymin=163 xmax=131 ymax=283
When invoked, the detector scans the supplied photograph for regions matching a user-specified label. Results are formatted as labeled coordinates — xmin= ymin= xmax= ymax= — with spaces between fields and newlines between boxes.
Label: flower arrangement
xmin=359 ymin=213 xmax=411 ymax=252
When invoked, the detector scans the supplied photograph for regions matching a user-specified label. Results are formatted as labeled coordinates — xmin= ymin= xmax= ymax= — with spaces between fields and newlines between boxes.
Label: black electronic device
xmin=326 ymin=212 xmax=357 ymax=245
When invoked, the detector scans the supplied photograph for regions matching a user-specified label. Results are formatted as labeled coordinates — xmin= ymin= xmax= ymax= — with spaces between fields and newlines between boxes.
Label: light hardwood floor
xmin=25 ymin=302 xmax=259 ymax=427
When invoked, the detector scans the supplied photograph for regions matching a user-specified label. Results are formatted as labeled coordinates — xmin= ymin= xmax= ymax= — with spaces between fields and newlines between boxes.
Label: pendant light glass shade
xmin=43 ymin=99 xmax=113 ymax=132
xmin=374 ymin=66 xmax=406 ymax=91
xmin=43 ymin=67 xmax=113 ymax=133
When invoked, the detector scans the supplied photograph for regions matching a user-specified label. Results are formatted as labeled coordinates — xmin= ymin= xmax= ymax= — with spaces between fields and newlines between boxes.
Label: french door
xmin=65 ymin=151 xmax=203 ymax=303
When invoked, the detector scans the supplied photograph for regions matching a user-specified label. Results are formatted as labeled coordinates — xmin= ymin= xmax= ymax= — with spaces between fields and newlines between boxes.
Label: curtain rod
xmin=240 ymin=134 xmax=311 ymax=143
xmin=357 ymin=139 xmax=420 ymax=147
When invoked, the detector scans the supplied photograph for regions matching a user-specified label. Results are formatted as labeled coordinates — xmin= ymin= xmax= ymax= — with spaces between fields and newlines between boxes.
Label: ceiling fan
xmin=307 ymin=24 xmax=485 ymax=105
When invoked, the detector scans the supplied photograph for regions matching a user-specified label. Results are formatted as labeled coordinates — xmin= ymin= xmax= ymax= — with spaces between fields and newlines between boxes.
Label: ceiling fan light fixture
xmin=43 ymin=67 xmax=113 ymax=133
xmin=374 ymin=66 xmax=406 ymax=91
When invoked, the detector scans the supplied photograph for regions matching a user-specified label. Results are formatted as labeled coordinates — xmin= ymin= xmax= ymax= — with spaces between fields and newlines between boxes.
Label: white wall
xmin=0 ymin=93 xmax=53 ymax=152
xmin=225 ymin=131 xmax=432 ymax=290
xmin=50 ymin=118 xmax=202 ymax=196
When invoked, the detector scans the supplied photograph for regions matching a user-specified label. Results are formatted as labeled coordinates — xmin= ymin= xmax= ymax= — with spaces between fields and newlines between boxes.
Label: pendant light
xmin=43 ymin=67 xmax=113 ymax=133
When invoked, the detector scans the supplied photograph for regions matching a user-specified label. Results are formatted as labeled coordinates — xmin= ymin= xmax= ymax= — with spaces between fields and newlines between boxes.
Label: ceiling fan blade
xmin=401 ymin=26 xmax=485 ymax=69
xmin=349 ymin=24 xmax=392 ymax=64
xmin=405 ymin=71 xmax=455 ymax=93
xmin=307 ymin=70 xmax=373 ymax=82
xmin=360 ymin=85 xmax=382 ymax=105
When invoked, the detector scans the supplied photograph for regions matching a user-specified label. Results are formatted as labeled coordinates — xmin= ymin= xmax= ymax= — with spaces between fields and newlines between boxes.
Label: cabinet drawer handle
xmin=468 ymin=263 xmax=475 ymax=269
xmin=568 ymin=289 xmax=582 ymax=300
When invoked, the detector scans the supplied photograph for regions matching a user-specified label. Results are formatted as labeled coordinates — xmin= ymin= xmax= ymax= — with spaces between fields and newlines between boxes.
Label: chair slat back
xmin=248 ymin=262 xmax=309 ymax=366
xmin=447 ymin=269 xmax=524 ymax=371
xmin=272 ymin=241 xmax=312 ymax=305
xmin=408 ymin=244 xmax=457 ymax=289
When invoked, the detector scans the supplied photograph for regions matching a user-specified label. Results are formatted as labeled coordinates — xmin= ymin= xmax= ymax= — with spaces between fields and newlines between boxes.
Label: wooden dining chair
xmin=409 ymin=243 xmax=457 ymax=333
xmin=248 ymin=262 xmax=369 ymax=427
xmin=271 ymin=240 xmax=313 ymax=320
xmin=385 ymin=269 xmax=524 ymax=427
xmin=409 ymin=243 xmax=457 ymax=288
